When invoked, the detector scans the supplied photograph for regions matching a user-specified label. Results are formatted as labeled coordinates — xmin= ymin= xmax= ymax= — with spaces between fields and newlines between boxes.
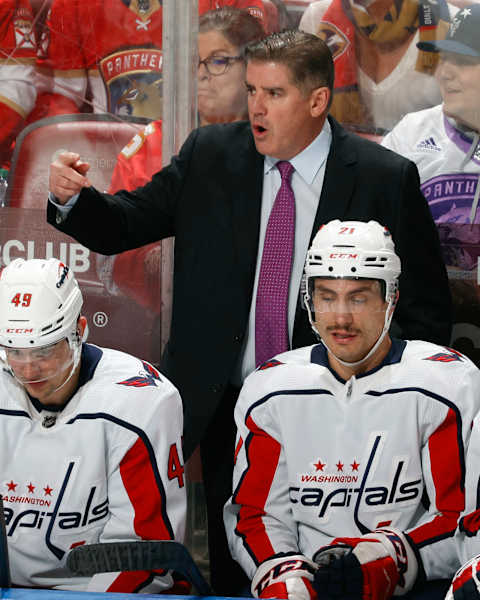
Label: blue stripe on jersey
xmin=0 ymin=409 xmax=30 ymax=419
xmin=66 ymin=412 xmax=174 ymax=539
xmin=244 ymin=388 xmax=334 ymax=424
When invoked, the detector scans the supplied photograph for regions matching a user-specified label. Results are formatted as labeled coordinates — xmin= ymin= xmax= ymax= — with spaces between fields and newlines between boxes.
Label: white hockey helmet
xmin=304 ymin=220 xmax=401 ymax=368
xmin=0 ymin=258 xmax=83 ymax=349
xmin=304 ymin=219 xmax=401 ymax=311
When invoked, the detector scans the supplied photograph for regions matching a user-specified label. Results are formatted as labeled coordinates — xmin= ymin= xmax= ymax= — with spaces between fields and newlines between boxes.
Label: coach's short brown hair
xmin=245 ymin=30 xmax=334 ymax=104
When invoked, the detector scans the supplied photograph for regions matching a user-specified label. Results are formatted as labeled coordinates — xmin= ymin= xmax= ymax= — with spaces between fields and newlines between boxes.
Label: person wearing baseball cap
xmin=417 ymin=4 xmax=480 ymax=59
xmin=382 ymin=4 xmax=480 ymax=366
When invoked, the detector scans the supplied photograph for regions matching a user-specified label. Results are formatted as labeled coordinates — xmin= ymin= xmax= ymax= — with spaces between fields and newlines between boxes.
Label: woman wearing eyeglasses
xmin=108 ymin=7 xmax=265 ymax=194
xmin=197 ymin=8 xmax=265 ymax=125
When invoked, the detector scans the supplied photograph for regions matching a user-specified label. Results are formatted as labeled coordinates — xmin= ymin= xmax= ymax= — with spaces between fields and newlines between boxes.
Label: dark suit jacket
xmin=48 ymin=117 xmax=452 ymax=458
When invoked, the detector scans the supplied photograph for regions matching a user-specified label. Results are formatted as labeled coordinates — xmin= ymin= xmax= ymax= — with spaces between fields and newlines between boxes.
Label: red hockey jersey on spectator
xmin=0 ymin=0 xmax=36 ymax=169
xmin=35 ymin=0 xmax=268 ymax=120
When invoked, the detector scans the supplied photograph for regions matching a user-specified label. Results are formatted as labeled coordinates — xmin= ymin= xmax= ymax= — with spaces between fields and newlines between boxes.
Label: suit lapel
xmin=231 ymin=126 xmax=264 ymax=292
xmin=310 ymin=117 xmax=358 ymax=243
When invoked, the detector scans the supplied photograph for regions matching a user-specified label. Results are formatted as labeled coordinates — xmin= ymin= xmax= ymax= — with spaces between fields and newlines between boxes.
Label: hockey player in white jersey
xmin=224 ymin=220 xmax=480 ymax=600
xmin=0 ymin=258 xmax=186 ymax=593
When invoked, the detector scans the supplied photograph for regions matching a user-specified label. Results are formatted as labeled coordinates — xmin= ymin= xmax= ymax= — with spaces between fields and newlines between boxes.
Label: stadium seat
xmin=3 ymin=113 xmax=161 ymax=367
xmin=6 ymin=113 xmax=150 ymax=208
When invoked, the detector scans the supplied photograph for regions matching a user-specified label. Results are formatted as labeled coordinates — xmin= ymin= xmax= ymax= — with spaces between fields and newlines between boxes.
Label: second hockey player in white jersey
xmin=224 ymin=220 xmax=480 ymax=600
xmin=0 ymin=258 xmax=186 ymax=593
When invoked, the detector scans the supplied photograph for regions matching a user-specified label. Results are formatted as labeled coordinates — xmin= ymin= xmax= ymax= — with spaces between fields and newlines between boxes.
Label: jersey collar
xmin=310 ymin=337 xmax=407 ymax=383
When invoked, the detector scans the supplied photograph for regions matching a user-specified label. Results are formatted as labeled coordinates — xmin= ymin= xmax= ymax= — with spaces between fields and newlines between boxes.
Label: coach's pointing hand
xmin=49 ymin=151 xmax=91 ymax=204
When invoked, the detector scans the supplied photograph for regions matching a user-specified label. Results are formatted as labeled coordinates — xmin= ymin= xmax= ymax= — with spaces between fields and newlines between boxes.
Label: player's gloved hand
xmin=312 ymin=528 xmax=418 ymax=600
xmin=446 ymin=554 xmax=480 ymax=600
xmin=252 ymin=554 xmax=318 ymax=600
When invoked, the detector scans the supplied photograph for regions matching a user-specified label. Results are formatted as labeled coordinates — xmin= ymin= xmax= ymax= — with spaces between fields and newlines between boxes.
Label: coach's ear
xmin=309 ymin=87 xmax=330 ymax=118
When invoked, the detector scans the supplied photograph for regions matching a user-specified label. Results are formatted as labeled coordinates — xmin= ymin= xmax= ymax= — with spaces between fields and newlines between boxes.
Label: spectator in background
xmin=110 ymin=7 xmax=265 ymax=192
xmin=300 ymin=0 xmax=455 ymax=132
xmin=0 ymin=258 xmax=185 ymax=593
xmin=30 ymin=0 xmax=271 ymax=123
xmin=99 ymin=7 xmax=265 ymax=325
xmin=0 ymin=0 xmax=36 ymax=173
xmin=47 ymin=30 xmax=451 ymax=595
xmin=283 ymin=0 xmax=312 ymax=27
xmin=382 ymin=5 xmax=480 ymax=363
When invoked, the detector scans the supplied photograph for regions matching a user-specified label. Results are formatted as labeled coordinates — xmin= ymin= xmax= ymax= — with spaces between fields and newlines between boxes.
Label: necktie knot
xmin=276 ymin=160 xmax=294 ymax=183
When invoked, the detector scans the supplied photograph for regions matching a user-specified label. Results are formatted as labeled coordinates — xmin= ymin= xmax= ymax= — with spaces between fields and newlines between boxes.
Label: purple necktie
xmin=255 ymin=161 xmax=295 ymax=367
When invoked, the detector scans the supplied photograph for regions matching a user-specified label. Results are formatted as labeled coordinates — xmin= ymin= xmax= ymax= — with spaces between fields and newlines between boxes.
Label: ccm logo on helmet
xmin=6 ymin=328 xmax=33 ymax=334
xmin=329 ymin=253 xmax=358 ymax=259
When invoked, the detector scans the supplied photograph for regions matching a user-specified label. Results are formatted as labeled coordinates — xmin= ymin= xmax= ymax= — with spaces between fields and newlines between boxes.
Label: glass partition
xmin=2 ymin=0 xmax=480 ymax=580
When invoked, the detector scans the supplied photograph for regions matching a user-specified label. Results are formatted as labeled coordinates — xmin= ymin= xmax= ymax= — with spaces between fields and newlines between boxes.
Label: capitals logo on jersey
xmin=290 ymin=434 xmax=422 ymax=530
xmin=3 ymin=461 xmax=108 ymax=558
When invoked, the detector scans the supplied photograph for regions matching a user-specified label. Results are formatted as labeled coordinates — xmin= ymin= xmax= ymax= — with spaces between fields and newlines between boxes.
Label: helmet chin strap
xmin=46 ymin=324 xmax=88 ymax=396
xmin=46 ymin=339 xmax=82 ymax=396
xmin=319 ymin=297 xmax=395 ymax=370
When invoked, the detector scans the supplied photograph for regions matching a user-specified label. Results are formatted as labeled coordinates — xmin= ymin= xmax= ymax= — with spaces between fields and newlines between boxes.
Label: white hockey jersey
xmin=382 ymin=105 xmax=480 ymax=366
xmin=0 ymin=343 xmax=186 ymax=593
xmin=382 ymin=104 xmax=480 ymax=225
xmin=224 ymin=339 xmax=480 ymax=583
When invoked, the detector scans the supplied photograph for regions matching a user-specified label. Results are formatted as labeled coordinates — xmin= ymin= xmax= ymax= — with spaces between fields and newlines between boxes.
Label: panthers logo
xmin=316 ymin=21 xmax=350 ymax=60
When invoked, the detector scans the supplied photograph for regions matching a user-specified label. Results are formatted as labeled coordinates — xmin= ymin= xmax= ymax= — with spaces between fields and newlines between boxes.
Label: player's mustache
xmin=326 ymin=325 xmax=361 ymax=333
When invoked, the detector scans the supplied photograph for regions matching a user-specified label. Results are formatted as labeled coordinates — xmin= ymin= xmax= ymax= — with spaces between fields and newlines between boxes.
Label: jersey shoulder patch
xmin=257 ymin=358 xmax=284 ymax=371
xmin=116 ymin=360 xmax=162 ymax=387
xmin=423 ymin=347 xmax=464 ymax=363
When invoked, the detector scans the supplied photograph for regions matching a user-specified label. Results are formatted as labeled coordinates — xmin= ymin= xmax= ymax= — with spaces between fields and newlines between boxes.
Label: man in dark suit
xmin=47 ymin=30 xmax=451 ymax=596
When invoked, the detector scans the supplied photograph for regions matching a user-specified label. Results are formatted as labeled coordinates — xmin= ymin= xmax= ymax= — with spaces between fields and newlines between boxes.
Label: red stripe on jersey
xmin=107 ymin=570 xmax=153 ymax=593
xmin=234 ymin=415 xmax=281 ymax=563
xmin=119 ymin=437 xmax=173 ymax=540
xmin=260 ymin=581 xmax=288 ymax=598
xmin=452 ymin=560 xmax=480 ymax=594
xmin=409 ymin=408 xmax=464 ymax=546
xmin=234 ymin=436 xmax=243 ymax=465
